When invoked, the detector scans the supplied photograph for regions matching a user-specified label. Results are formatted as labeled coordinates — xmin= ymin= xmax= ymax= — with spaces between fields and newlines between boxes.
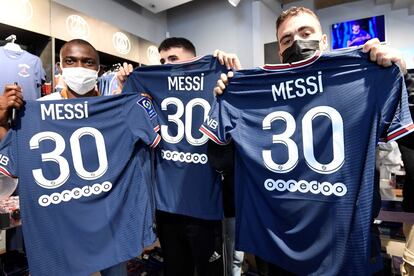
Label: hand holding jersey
xmin=214 ymin=71 xmax=234 ymax=96
xmin=362 ymin=38 xmax=407 ymax=74
xmin=0 ymin=85 xmax=24 ymax=121
xmin=213 ymin=49 xmax=242 ymax=70
xmin=115 ymin=62 xmax=134 ymax=93
xmin=0 ymin=84 xmax=24 ymax=139
xmin=116 ymin=49 xmax=241 ymax=94
xmin=0 ymin=90 xmax=19 ymax=199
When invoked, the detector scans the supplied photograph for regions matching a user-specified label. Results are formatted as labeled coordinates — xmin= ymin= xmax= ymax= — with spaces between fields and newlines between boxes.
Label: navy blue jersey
xmin=122 ymin=55 xmax=225 ymax=219
xmin=201 ymin=49 xmax=414 ymax=275
xmin=0 ymin=93 xmax=160 ymax=276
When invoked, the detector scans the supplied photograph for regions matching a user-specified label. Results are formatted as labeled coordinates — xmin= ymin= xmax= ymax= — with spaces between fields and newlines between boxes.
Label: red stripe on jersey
xmin=200 ymin=126 xmax=226 ymax=145
xmin=0 ymin=166 xmax=15 ymax=178
xmin=151 ymin=134 xmax=161 ymax=148
xmin=387 ymin=124 xmax=414 ymax=141
xmin=262 ymin=51 xmax=321 ymax=71
xmin=154 ymin=125 xmax=160 ymax=132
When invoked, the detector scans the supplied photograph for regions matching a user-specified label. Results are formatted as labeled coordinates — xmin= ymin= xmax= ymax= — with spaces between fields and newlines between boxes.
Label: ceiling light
xmin=228 ymin=0 xmax=241 ymax=7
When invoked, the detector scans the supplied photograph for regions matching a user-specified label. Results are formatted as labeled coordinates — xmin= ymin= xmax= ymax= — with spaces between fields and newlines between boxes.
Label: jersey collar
xmin=262 ymin=51 xmax=322 ymax=71
xmin=60 ymin=88 xmax=100 ymax=99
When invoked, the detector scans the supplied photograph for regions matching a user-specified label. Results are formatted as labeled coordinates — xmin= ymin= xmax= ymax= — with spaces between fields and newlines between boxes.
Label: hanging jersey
xmin=0 ymin=47 xmax=46 ymax=101
xmin=98 ymin=72 xmax=120 ymax=96
xmin=122 ymin=55 xmax=225 ymax=220
xmin=201 ymin=49 xmax=414 ymax=275
xmin=0 ymin=93 xmax=160 ymax=276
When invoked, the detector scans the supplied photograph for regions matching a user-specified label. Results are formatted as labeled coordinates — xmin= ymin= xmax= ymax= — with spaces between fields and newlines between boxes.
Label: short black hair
xmin=158 ymin=37 xmax=196 ymax=56
xmin=60 ymin=39 xmax=100 ymax=65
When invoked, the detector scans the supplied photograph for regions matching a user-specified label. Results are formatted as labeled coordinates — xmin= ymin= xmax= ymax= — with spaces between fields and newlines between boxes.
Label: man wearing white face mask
xmin=42 ymin=39 xmax=100 ymax=100
xmin=42 ymin=39 xmax=127 ymax=276
xmin=0 ymin=39 xmax=127 ymax=276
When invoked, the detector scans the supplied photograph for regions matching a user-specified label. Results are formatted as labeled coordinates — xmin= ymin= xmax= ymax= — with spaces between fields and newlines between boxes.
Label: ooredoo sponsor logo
xmin=38 ymin=181 xmax=112 ymax=207
xmin=264 ymin=179 xmax=347 ymax=197
xmin=161 ymin=150 xmax=208 ymax=164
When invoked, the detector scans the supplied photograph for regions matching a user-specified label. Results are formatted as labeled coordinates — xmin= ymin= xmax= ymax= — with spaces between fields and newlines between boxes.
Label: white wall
xmin=167 ymin=0 xmax=414 ymax=67
xmin=52 ymin=0 xmax=167 ymax=44
xmin=167 ymin=0 xmax=280 ymax=68
xmin=253 ymin=1 xmax=281 ymax=66
xmin=53 ymin=0 xmax=414 ymax=67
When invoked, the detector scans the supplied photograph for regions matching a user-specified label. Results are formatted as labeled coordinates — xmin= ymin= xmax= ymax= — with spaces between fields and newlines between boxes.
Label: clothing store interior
xmin=0 ymin=0 xmax=414 ymax=275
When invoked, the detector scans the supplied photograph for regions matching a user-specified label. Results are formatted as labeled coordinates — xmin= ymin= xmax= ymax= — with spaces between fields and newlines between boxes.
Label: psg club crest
xmin=112 ymin=32 xmax=131 ymax=55
xmin=18 ymin=64 xmax=30 ymax=77
xmin=66 ymin=14 xmax=90 ymax=40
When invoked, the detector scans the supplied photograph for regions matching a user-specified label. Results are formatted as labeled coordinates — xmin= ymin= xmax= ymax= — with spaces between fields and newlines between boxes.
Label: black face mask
xmin=281 ymin=40 xmax=320 ymax=63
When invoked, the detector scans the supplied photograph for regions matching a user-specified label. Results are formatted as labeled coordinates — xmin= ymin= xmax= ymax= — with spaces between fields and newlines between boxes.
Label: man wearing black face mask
xmin=280 ymin=40 xmax=320 ymax=64
xmin=215 ymin=7 xmax=407 ymax=94
xmin=212 ymin=6 xmax=411 ymax=275
xmin=276 ymin=7 xmax=327 ymax=64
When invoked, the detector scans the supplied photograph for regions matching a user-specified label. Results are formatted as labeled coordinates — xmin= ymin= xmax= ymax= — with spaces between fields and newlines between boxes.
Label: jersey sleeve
xmin=200 ymin=97 xmax=236 ymax=145
xmin=121 ymin=72 xmax=146 ymax=94
xmin=0 ymin=130 xmax=18 ymax=178
xmin=380 ymin=72 xmax=414 ymax=142
xmin=35 ymin=57 xmax=46 ymax=87
xmin=125 ymin=96 xmax=161 ymax=148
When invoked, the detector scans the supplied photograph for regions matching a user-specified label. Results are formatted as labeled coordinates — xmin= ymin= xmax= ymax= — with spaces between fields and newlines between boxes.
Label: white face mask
xmin=61 ymin=67 xmax=98 ymax=95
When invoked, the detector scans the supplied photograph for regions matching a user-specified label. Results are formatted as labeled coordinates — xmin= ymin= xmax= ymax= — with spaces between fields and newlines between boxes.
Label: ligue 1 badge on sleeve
xmin=137 ymin=98 xmax=157 ymax=119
